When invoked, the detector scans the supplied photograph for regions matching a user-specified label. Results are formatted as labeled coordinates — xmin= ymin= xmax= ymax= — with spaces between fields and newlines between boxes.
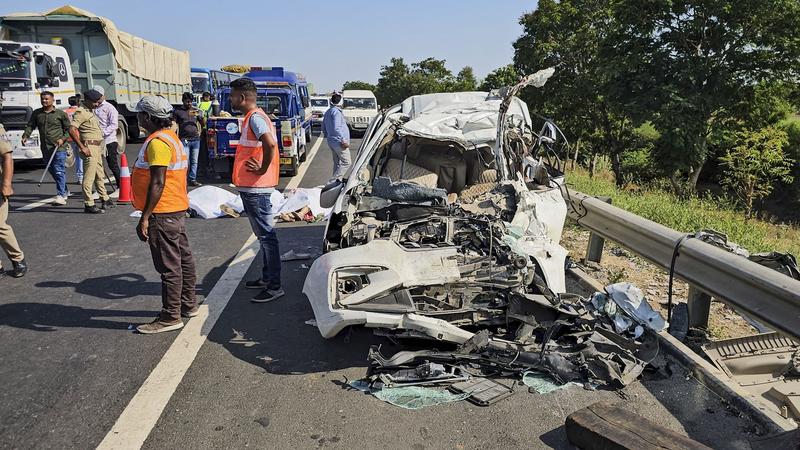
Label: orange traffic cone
xmin=118 ymin=153 xmax=132 ymax=204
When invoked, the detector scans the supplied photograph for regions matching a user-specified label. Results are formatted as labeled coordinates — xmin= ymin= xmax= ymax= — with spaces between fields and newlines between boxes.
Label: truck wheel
xmin=299 ymin=144 xmax=307 ymax=162
xmin=116 ymin=120 xmax=128 ymax=154
xmin=285 ymin=157 xmax=299 ymax=177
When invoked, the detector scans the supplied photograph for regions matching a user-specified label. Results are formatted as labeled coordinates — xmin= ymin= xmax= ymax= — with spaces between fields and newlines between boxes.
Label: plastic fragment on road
xmin=281 ymin=249 xmax=312 ymax=261
xmin=605 ymin=282 xmax=668 ymax=332
xmin=304 ymin=319 xmax=317 ymax=326
xmin=522 ymin=371 xmax=575 ymax=394
xmin=130 ymin=210 xmax=142 ymax=218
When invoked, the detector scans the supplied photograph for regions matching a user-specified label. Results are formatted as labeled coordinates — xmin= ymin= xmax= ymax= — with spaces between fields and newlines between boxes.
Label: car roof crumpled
xmin=395 ymin=92 xmax=533 ymax=148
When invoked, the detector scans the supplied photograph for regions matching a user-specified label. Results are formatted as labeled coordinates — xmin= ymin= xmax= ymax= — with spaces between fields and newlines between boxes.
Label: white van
xmin=341 ymin=89 xmax=378 ymax=136
xmin=309 ymin=95 xmax=330 ymax=127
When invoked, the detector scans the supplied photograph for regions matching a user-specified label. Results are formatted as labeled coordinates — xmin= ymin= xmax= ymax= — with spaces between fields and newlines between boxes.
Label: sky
xmin=0 ymin=0 xmax=537 ymax=93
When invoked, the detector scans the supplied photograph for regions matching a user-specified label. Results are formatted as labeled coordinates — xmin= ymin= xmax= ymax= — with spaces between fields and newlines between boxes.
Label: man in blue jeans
xmin=22 ymin=91 xmax=71 ymax=204
xmin=172 ymin=92 xmax=203 ymax=186
xmin=229 ymin=77 xmax=283 ymax=303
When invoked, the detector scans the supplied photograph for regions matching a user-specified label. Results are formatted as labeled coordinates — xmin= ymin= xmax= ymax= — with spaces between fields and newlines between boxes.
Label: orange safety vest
xmin=232 ymin=108 xmax=279 ymax=188
xmin=131 ymin=129 xmax=190 ymax=213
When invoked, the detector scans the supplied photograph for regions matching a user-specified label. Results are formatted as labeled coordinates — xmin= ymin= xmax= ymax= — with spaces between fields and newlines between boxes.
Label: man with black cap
xmin=69 ymin=89 xmax=115 ymax=214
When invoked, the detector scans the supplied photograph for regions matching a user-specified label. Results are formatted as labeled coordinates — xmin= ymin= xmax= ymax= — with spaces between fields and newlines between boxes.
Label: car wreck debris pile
xmin=303 ymin=69 xmax=666 ymax=408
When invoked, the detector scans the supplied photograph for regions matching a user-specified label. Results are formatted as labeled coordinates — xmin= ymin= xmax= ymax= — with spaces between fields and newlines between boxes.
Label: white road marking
xmin=97 ymin=137 xmax=325 ymax=449
xmin=97 ymin=234 xmax=259 ymax=450
xmin=15 ymin=177 xmax=118 ymax=211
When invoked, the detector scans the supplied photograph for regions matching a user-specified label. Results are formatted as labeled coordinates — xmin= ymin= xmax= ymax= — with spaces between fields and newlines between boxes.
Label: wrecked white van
xmin=303 ymin=69 xmax=571 ymax=341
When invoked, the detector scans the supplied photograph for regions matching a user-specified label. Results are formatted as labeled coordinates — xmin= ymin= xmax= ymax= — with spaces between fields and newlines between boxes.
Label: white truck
xmin=0 ymin=41 xmax=75 ymax=160
xmin=341 ymin=90 xmax=378 ymax=137
xmin=0 ymin=6 xmax=192 ymax=161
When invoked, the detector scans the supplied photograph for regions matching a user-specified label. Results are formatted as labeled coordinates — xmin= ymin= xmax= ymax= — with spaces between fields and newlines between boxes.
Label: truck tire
xmin=299 ymin=144 xmax=307 ymax=162
xmin=285 ymin=157 xmax=299 ymax=177
xmin=116 ymin=120 xmax=128 ymax=154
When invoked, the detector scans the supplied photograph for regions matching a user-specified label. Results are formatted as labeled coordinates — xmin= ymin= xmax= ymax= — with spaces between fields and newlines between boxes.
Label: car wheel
xmin=305 ymin=127 xmax=312 ymax=144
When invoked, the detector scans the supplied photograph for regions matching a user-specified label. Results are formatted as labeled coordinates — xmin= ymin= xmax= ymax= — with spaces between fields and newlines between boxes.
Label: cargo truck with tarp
xmin=0 ymin=5 xmax=191 ymax=159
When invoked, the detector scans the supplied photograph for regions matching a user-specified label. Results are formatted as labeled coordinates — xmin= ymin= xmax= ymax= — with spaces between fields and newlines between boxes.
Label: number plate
xmin=280 ymin=157 xmax=293 ymax=165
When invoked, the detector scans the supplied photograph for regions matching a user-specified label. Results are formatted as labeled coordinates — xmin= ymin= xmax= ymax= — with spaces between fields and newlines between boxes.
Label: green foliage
xmin=568 ymin=169 xmax=800 ymax=255
xmin=619 ymin=122 xmax=660 ymax=183
xmin=605 ymin=0 xmax=800 ymax=191
xmin=375 ymin=57 xmax=480 ymax=107
xmin=513 ymin=0 xmax=640 ymax=186
xmin=719 ymin=127 xmax=794 ymax=218
xmin=220 ymin=64 xmax=249 ymax=73
xmin=478 ymin=65 xmax=519 ymax=91
xmin=342 ymin=80 xmax=376 ymax=92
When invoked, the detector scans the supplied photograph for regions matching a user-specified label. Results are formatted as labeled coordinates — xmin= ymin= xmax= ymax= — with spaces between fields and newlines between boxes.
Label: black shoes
xmin=9 ymin=259 xmax=27 ymax=278
xmin=188 ymin=180 xmax=203 ymax=187
xmin=84 ymin=205 xmax=104 ymax=214
xmin=101 ymin=199 xmax=116 ymax=209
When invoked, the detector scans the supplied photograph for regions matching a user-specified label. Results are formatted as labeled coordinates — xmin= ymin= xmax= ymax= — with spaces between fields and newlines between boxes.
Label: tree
xmin=479 ymin=65 xmax=519 ymax=91
xmin=453 ymin=67 xmax=477 ymax=91
xmin=719 ymin=127 xmax=793 ymax=219
xmin=605 ymin=0 xmax=800 ymax=194
xmin=514 ymin=0 xmax=639 ymax=185
xmin=342 ymin=80 xmax=377 ymax=92
xmin=221 ymin=64 xmax=250 ymax=73
xmin=376 ymin=57 xmax=412 ymax=106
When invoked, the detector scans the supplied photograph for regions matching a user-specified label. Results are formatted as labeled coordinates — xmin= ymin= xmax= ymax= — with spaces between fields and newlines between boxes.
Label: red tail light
xmin=282 ymin=136 xmax=292 ymax=148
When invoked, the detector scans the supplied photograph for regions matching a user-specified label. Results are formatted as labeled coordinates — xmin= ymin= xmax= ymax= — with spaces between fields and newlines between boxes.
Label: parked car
xmin=309 ymin=95 xmax=330 ymax=129
xmin=302 ymin=69 xmax=573 ymax=340
xmin=341 ymin=89 xmax=378 ymax=136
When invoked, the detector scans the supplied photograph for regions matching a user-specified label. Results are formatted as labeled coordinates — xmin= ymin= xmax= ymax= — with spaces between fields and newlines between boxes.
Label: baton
xmin=38 ymin=145 xmax=60 ymax=187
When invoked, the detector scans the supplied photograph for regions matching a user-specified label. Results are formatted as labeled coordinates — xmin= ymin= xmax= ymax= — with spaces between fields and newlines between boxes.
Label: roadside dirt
xmin=561 ymin=224 xmax=758 ymax=340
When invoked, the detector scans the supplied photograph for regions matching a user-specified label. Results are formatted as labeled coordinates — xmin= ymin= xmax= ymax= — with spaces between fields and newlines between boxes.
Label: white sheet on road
xmin=187 ymin=185 xmax=331 ymax=220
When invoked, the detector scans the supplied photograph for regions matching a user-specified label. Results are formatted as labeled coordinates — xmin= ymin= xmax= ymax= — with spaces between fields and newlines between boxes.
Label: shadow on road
xmin=37 ymin=273 xmax=161 ymax=299
xmin=0 ymin=302 xmax=153 ymax=331
xmin=207 ymin=225 xmax=403 ymax=375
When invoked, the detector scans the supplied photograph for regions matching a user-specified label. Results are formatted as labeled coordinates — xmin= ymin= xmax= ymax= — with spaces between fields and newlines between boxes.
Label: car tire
xmin=305 ymin=127 xmax=312 ymax=144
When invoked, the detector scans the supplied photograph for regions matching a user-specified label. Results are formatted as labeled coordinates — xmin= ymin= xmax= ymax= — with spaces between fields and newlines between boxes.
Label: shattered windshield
xmin=0 ymin=57 xmax=32 ymax=91
xmin=343 ymin=97 xmax=376 ymax=110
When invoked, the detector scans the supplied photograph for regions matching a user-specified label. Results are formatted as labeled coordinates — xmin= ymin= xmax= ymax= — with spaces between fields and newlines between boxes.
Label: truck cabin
xmin=191 ymin=67 xmax=242 ymax=103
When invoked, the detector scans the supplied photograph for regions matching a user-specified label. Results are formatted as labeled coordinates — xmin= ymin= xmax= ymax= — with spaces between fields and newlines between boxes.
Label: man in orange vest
xmin=131 ymin=96 xmax=198 ymax=334
xmin=229 ymin=78 xmax=284 ymax=302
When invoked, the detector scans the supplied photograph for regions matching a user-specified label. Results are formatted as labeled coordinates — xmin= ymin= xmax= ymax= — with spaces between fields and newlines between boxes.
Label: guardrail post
xmin=585 ymin=196 xmax=612 ymax=263
xmin=687 ymin=285 xmax=712 ymax=329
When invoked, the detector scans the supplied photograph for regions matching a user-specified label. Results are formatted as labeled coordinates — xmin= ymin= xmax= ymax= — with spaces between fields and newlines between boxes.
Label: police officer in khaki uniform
xmin=69 ymin=90 xmax=115 ymax=214
xmin=0 ymin=121 xmax=27 ymax=277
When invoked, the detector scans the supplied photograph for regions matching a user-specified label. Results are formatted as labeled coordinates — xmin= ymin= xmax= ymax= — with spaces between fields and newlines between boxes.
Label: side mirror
xmin=301 ymin=96 xmax=309 ymax=108
xmin=319 ymin=179 xmax=344 ymax=208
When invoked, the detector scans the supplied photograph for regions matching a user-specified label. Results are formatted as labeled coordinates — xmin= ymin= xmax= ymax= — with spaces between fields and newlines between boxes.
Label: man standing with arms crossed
xmin=69 ymin=90 xmax=114 ymax=214
xmin=21 ymin=91 xmax=70 ymax=205
xmin=0 ymin=113 xmax=27 ymax=278
xmin=322 ymin=91 xmax=351 ymax=181
xmin=93 ymin=86 xmax=120 ymax=191
xmin=229 ymin=78 xmax=284 ymax=302
xmin=132 ymin=96 xmax=198 ymax=334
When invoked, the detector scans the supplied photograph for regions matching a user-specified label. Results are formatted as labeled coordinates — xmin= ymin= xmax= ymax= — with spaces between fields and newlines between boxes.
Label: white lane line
xmin=97 ymin=234 xmax=259 ymax=450
xmin=15 ymin=177 xmax=119 ymax=211
xmin=97 ymin=138 xmax=324 ymax=449
xmin=285 ymin=136 xmax=323 ymax=190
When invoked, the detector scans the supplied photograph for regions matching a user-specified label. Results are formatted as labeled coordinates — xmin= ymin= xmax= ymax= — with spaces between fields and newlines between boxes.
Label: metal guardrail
xmin=566 ymin=188 xmax=800 ymax=341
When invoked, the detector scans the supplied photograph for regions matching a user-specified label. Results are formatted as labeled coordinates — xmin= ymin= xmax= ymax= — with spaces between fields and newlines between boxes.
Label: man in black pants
xmin=92 ymin=85 xmax=120 ymax=190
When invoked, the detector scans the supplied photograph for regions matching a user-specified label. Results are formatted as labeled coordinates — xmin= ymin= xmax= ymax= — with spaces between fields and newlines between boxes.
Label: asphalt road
xmin=0 ymin=132 xmax=761 ymax=449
